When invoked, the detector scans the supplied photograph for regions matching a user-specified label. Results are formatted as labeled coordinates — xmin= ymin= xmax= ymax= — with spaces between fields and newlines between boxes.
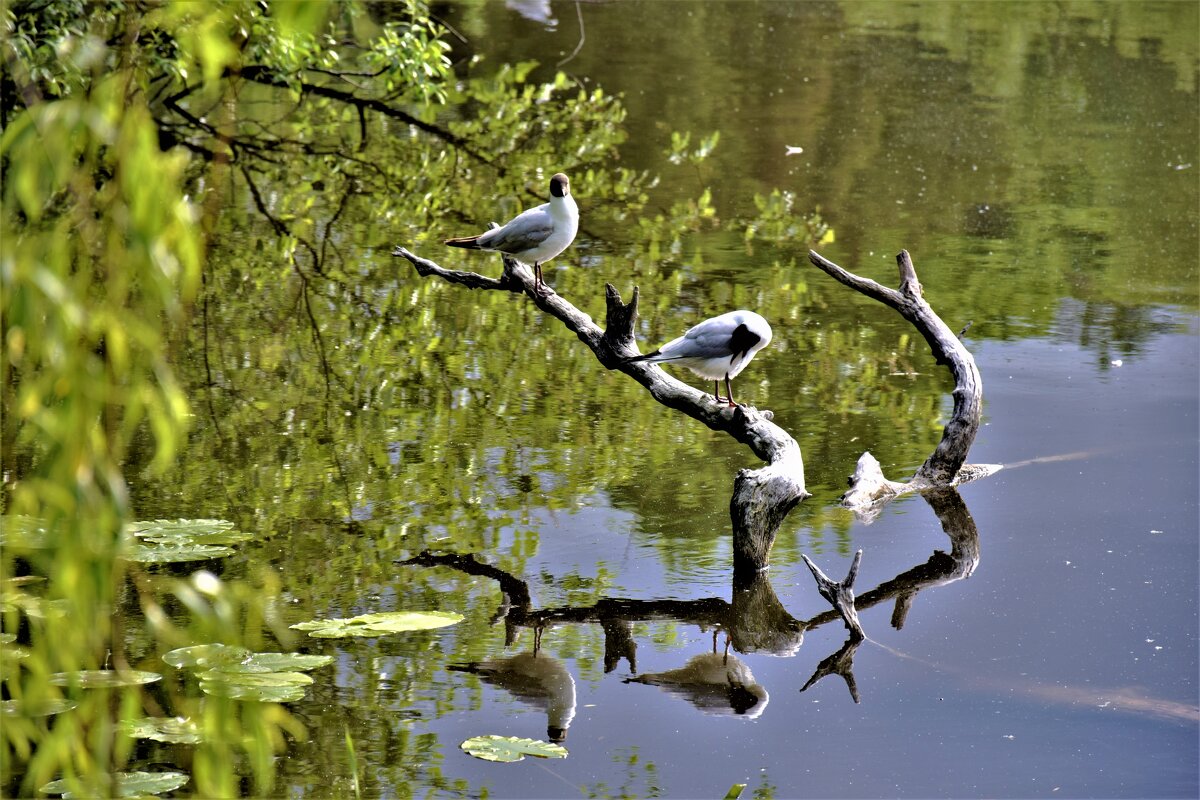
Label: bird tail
xmin=625 ymin=351 xmax=662 ymax=364
xmin=444 ymin=235 xmax=483 ymax=250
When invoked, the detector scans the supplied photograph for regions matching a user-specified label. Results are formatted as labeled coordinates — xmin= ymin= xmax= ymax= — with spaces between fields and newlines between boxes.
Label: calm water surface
xmin=124 ymin=2 xmax=1198 ymax=797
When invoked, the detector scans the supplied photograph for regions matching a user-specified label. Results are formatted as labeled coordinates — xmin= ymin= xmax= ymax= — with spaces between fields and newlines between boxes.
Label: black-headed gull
xmin=444 ymin=172 xmax=579 ymax=294
xmin=628 ymin=310 xmax=773 ymax=407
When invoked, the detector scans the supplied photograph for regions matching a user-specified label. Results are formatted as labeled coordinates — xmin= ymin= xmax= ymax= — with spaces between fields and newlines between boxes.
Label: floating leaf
xmin=291 ymin=610 xmax=463 ymax=638
xmin=49 ymin=670 xmax=161 ymax=688
xmin=123 ymin=518 xmax=253 ymax=562
xmin=0 ymin=515 xmax=52 ymax=548
xmin=724 ymin=783 xmax=747 ymax=800
xmin=163 ymin=643 xmax=253 ymax=670
xmin=127 ymin=518 xmax=252 ymax=546
xmin=197 ymin=670 xmax=313 ymax=702
xmin=41 ymin=770 xmax=189 ymax=797
xmin=120 ymin=716 xmax=203 ymax=744
xmin=231 ymin=652 xmax=334 ymax=673
xmin=460 ymin=735 xmax=568 ymax=763
xmin=125 ymin=542 xmax=235 ymax=563
xmin=1 ymin=698 xmax=78 ymax=717
xmin=164 ymin=644 xmax=332 ymax=674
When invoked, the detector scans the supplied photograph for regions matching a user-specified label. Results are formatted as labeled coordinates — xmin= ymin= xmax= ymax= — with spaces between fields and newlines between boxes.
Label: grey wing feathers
xmin=477 ymin=206 xmax=553 ymax=251
xmin=659 ymin=323 xmax=734 ymax=359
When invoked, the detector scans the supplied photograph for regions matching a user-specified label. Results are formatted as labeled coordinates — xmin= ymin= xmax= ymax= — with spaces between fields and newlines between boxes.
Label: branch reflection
xmin=400 ymin=486 xmax=980 ymax=727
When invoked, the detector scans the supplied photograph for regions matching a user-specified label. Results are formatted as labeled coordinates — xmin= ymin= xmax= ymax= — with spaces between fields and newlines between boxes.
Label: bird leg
xmin=710 ymin=380 xmax=736 ymax=407
xmin=533 ymin=262 xmax=553 ymax=296
xmin=724 ymin=375 xmax=739 ymax=408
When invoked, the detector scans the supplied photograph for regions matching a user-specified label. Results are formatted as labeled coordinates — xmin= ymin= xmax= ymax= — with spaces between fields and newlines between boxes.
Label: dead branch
xmin=392 ymin=247 xmax=808 ymax=570
xmin=808 ymin=249 xmax=1001 ymax=512
xmin=801 ymin=550 xmax=865 ymax=641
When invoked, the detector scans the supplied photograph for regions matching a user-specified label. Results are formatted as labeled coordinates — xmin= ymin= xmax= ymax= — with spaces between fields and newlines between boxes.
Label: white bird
xmin=628 ymin=310 xmax=773 ymax=407
xmin=444 ymin=172 xmax=579 ymax=294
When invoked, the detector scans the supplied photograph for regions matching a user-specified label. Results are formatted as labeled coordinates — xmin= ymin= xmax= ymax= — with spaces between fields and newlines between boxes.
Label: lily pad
xmin=126 ymin=518 xmax=252 ymax=546
xmin=163 ymin=643 xmax=254 ymax=670
xmin=125 ymin=542 xmax=235 ymax=563
xmin=41 ymin=770 xmax=188 ymax=797
xmin=1 ymin=698 xmax=78 ymax=717
xmin=49 ymin=670 xmax=161 ymax=688
xmin=164 ymin=644 xmax=332 ymax=674
xmin=123 ymin=518 xmax=253 ymax=563
xmin=230 ymin=652 xmax=334 ymax=673
xmin=460 ymin=735 xmax=568 ymax=763
xmin=120 ymin=716 xmax=203 ymax=744
xmin=197 ymin=670 xmax=313 ymax=702
xmin=291 ymin=610 xmax=463 ymax=638
xmin=0 ymin=515 xmax=52 ymax=548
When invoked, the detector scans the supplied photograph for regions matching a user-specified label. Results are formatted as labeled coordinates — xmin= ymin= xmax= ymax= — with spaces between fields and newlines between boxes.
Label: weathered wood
xmin=801 ymin=550 xmax=865 ymax=641
xmin=839 ymin=452 xmax=907 ymax=517
xmin=394 ymin=246 xmax=808 ymax=570
xmin=808 ymin=249 xmax=1001 ymax=507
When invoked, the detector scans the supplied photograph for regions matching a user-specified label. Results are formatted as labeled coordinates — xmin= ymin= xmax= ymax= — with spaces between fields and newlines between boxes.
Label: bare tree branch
xmin=808 ymin=249 xmax=1001 ymax=510
xmin=393 ymin=246 xmax=808 ymax=569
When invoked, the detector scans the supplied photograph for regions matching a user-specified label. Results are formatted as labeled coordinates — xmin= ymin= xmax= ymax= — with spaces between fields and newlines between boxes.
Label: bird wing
xmin=477 ymin=204 xmax=554 ymax=252
xmin=655 ymin=317 xmax=741 ymax=360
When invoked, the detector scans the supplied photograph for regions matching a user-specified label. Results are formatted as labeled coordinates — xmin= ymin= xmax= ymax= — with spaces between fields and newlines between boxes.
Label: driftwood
xmin=807 ymin=249 xmax=1001 ymax=513
xmin=393 ymin=245 xmax=808 ymax=571
xmin=795 ymin=249 xmax=997 ymax=635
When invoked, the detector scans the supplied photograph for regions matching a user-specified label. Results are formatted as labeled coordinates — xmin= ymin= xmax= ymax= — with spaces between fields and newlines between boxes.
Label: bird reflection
xmin=449 ymin=651 xmax=576 ymax=742
xmin=625 ymin=650 xmax=769 ymax=719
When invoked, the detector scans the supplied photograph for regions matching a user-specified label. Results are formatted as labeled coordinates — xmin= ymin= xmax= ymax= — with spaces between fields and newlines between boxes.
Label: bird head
xmin=550 ymin=173 xmax=570 ymax=198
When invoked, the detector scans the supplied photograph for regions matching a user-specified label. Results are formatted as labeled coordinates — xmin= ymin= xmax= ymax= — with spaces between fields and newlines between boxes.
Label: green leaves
xmin=163 ymin=643 xmax=332 ymax=703
xmin=120 ymin=716 xmax=204 ymax=744
xmin=124 ymin=519 xmax=253 ymax=563
xmin=291 ymin=610 xmax=463 ymax=638
xmin=459 ymin=735 xmax=568 ymax=763
xmin=41 ymin=771 xmax=189 ymax=798
xmin=48 ymin=670 xmax=162 ymax=689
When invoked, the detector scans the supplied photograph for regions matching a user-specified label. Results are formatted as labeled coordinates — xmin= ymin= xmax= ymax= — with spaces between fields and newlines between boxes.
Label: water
xmin=115 ymin=1 xmax=1199 ymax=797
